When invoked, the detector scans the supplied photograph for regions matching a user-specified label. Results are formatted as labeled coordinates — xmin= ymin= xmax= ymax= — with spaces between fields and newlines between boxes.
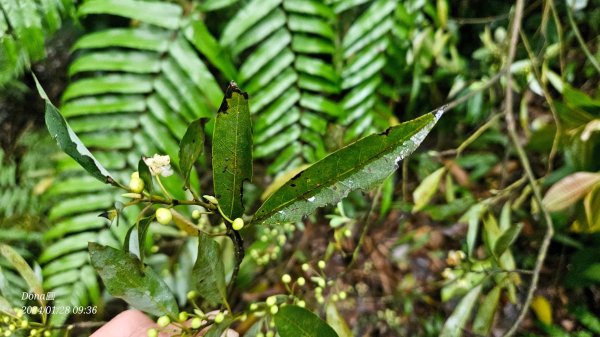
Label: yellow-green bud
xmin=301 ymin=263 xmax=309 ymax=272
xmin=339 ymin=291 xmax=347 ymax=300
xmin=29 ymin=329 xmax=37 ymax=336
xmin=266 ymin=331 xmax=275 ymax=337
xmin=178 ymin=312 xmax=189 ymax=322
xmin=297 ymin=300 xmax=306 ymax=308
xmin=203 ymin=195 xmax=218 ymax=204
xmin=318 ymin=260 xmax=326 ymax=269
xmin=297 ymin=277 xmax=306 ymax=286
xmin=187 ymin=290 xmax=198 ymax=300
xmin=249 ymin=303 xmax=258 ymax=311
xmin=147 ymin=328 xmax=158 ymax=337
xmin=269 ymin=305 xmax=279 ymax=315
xmin=266 ymin=296 xmax=277 ymax=307
xmin=191 ymin=317 xmax=202 ymax=329
xmin=213 ymin=312 xmax=224 ymax=324
xmin=44 ymin=331 xmax=51 ymax=337
xmin=192 ymin=210 xmax=201 ymax=219
xmin=281 ymin=274 xmax=291 ymax=284
xmin=232 ymin=218 xmax=244 ymax=231
xmin=157 ymin=315 xmax=170 ymax=327
xmin=20 ymin=321 xmax=28 ymax=328
xmin=129 ymin=172 xmax=145 ymax=193
xmin=155 ymin=208 xmax=172 ymax=224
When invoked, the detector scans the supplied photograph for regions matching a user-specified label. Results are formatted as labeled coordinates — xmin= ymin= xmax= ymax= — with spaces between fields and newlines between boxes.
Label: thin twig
xmin=501 ymin=1 xmax=554 ymax=336
xmin=566 ymin=3 xmax=600 ymax=74
xmin=348 ymin=186 xmax=383 ymax=269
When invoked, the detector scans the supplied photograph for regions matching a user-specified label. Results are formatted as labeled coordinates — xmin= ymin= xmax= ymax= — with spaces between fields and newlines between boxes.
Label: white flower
xmin=143 ymin=154 xmax=173 ymax=177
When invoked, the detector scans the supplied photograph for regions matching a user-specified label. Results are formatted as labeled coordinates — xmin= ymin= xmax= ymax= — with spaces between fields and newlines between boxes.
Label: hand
xmin=90 ymin=310 xmax=239 ymax=337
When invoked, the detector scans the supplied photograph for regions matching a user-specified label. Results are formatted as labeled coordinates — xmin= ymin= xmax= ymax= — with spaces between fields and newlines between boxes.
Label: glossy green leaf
xmin=343 ymin=0 xmax=397 ymax=49
xmin=62 ymin=75 xmax=153 ymax=101
xmin=275 ymin=305 xmax=339 ymax=337
xmin=35 ymin=76 xmax=116 ymax=185
xmin=472 ymin=286 xmax=501 ymax=336
xmin=212 ymin=83 xmax=253 ymax=219
xmin=88 ymin=242 xmax=178 ymax=316
xmin=191 ymin=234 xmax=227 ymax=307
xmin=283 ymin=0 xmax=334 ymax=18
xmin=253 ymin=108 xmax=444 ymax=226
xmin=179 ymin=119 xmax=206 ymax=188
xmin=138 ymin=157 xmax=153 ymax=193
xmin=230 ymin=8 xmax=286 ymax=57
xmin=78 ymin=0 xmax=182 ymax=29
xmin=68 ymin=51 xmax=161 ymax=75
xmin=440 ymin=284 xmax=482 ymax=337
xmin=461 ymin=203 xmax=487 ymax=257
xmin=0 ymin=244 xmax=45 ymax=306
xmin=493 ymin=223 xmax=523 ymax=258
xmin=413 ymin=167 xmax=446 ymax=212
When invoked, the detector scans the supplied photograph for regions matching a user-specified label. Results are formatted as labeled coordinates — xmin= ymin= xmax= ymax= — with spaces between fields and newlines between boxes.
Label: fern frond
xmin=40 ymin=0 xmax=230 ymax=324
xmin=0 ymin=0 xmax=74 ymax=86
xmin=220 ymin=0 xmax=340 ymax=174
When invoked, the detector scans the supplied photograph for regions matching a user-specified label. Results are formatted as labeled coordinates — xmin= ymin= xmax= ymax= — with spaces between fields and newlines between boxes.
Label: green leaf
xmin=138 ymin=158 xmax=153 ymax=193
xmin=0 ymin=295 xmax=15 ymax=316
xmin=191 ymin=234 xmax=227 ymax=307
xmin=275 ymin=305 xmax=339 ymax=337
xmin=326 ymin=301 xmax=352 ymax=337
xmin=253 ymin=108 xmax=444 ymax=226
xmin=0 ymin=244 xmax=45 ymax=306
xmin=412 ymin=167 xmax=446 ymax=212
xmin=472 ymin=286 xmax=501 ymax=336
xmin=34 ymin=76 xmax=116 ymax=185
xmin=212 ymin=82 xmax=253 ymax=219
xmin=78 ymin=0 xmax=182 ymax=29
xmin=88 ymin=243 xmax=179 ymax=316
xmin=461 ymin=203 xmax=487 ymax=257
xmin=179 ymin=119 xmax=206 ymax=188
xmin=219 ymin=0 xmax=282 ymax=46
xmin=493 ymin=223 xmax=523 ymax=258
xmin=440 ymin=284 xmax=482 ymax=337
xmin=137 ymin=217 xmax=153 ymax=264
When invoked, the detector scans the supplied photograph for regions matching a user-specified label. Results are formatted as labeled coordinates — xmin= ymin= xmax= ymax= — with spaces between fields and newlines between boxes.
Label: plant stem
xmin=501 ymin=1 xmax=554 ymax=336
xmin=349 ymin=186 xmax=382 ymax=269
xmin=566 ymin=3 xmax=600 ymax=74
xmin=227 ymin=229 xmax=245 ymax=297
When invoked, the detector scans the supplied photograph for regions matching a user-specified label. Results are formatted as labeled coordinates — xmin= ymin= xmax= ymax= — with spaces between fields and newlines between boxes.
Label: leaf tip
xmin=32 ymin=73 xmax=50 ymax=101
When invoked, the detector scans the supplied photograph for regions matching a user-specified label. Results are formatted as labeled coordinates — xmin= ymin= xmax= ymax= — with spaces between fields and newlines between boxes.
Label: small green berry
xmin=266 ymin=296 xmax=277 ymax=307
xmin=318 ymin=260 xmax=326 ymax=269
xmin=44 ymin=331 xmax=51 ymax=337
xmin=187 ymin=290 xmax=198 ymax=300
xmin=178 ymin=312 xmax=189 ymax=322
xmin=301 ymin=263 xmax=309 ymax=272
xmin=297 ymin=277 xmax=306 ymax=286
xmin=297 ymin=300 xmax=306 ymax=308
xmin=192 ymin=210 xmax=201 ymax=219
xmin=249 ymin=303 xmax=258 ymax=311
xmin=157 ymin=315 xmax=170 ymax=327
xmin=213 ymin=312 xmax=224 ymax=324
xmin=270 ymin=305 xmax=279 ymax=315
xmin=147 ymin=328 xmax=158 ymax=337
xmin=232 ymin=218 xmax=244 ymax=231
xmin=129 ymin=172 xmax=145 ymax=193
xmin=281 ymin=274 xmax=292 ymax=284
xmin=155 ymin=208 xmax=172 ymax=224
xmin=339 ymin=291 xmax=347 ymax=300
xmin=266 ymin=331 xmax=275 ymax=337
xmin=331 ymin=294 xmax=339 ymax=302
xmin=191 ymin=317 xmax=202 ymax=329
